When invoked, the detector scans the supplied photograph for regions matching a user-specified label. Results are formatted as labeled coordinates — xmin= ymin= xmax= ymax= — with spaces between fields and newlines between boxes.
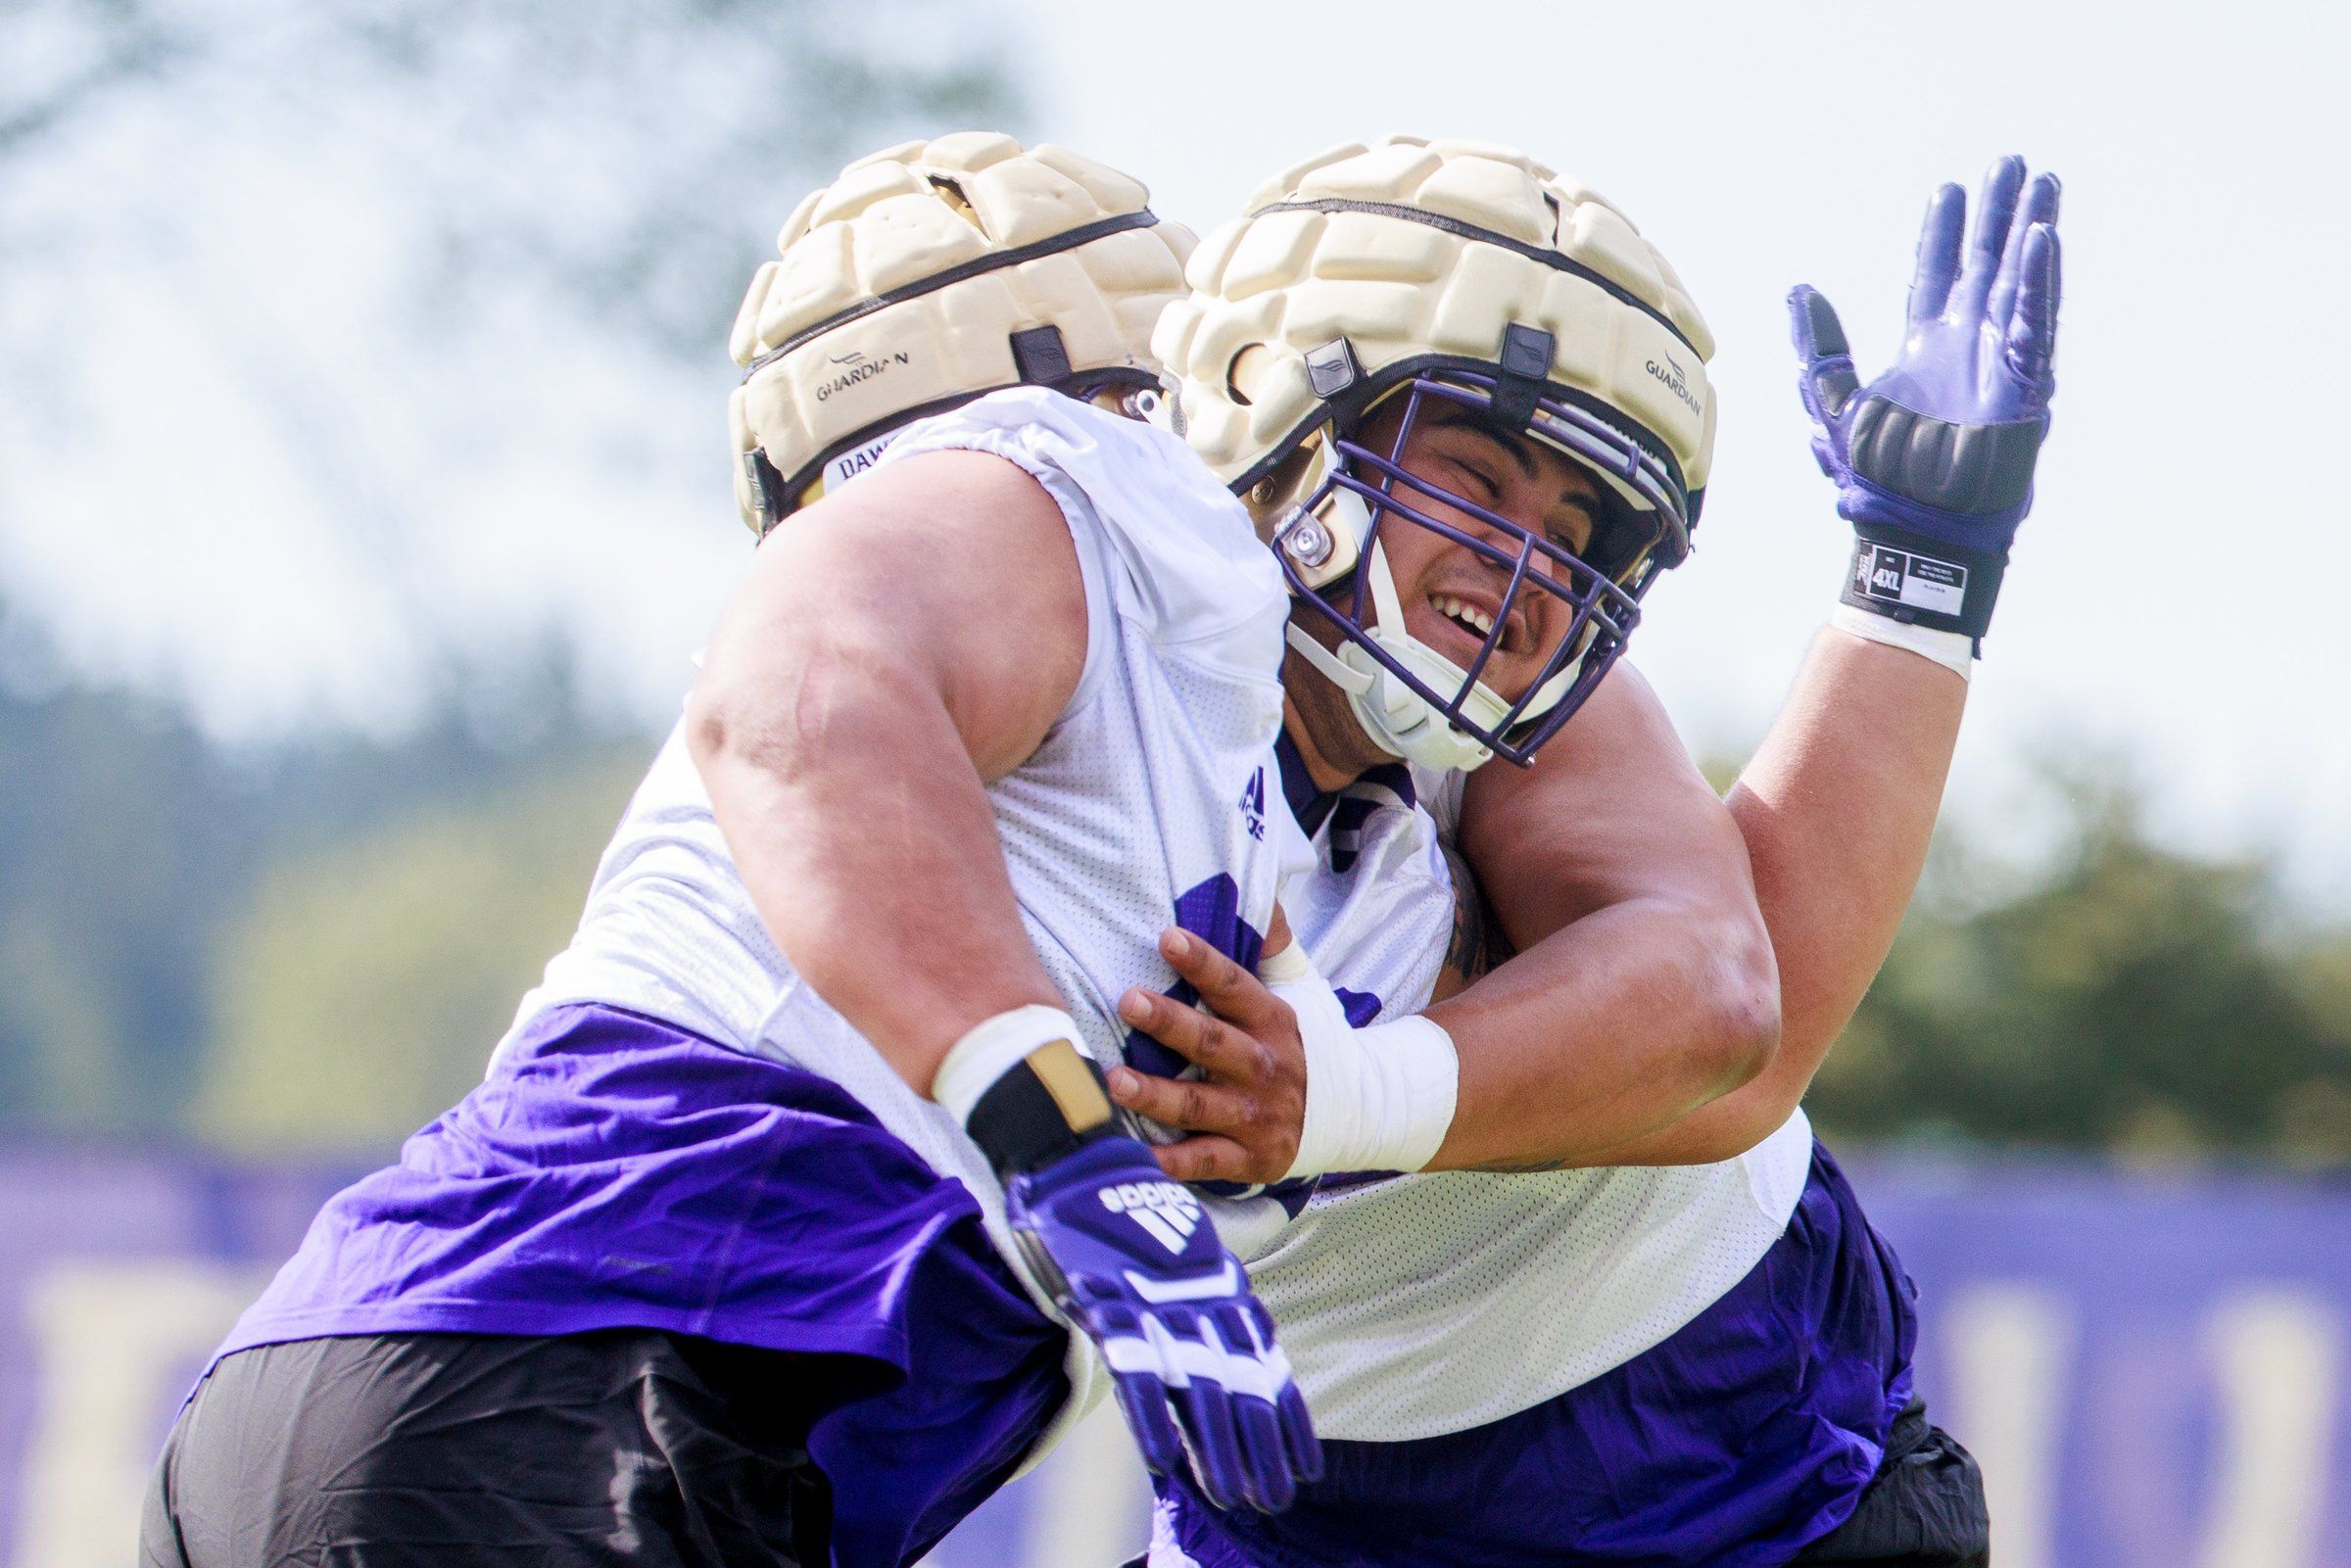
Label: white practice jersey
xmin=505 ymin=387 xmax=1309 ymax=1332
xmin=1264 ymin=764 xmax=1814 ymax=1443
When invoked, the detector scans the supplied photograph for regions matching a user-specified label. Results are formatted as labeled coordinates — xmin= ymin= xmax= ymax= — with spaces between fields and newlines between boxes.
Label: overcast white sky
xmin=1015 ymin=0 xmax=2351 ymax=897
xmin=1 ymin=0 xmax=2343 ymax=899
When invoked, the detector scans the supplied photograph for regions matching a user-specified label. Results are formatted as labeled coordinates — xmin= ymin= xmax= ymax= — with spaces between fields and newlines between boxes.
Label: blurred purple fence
xmin=3 ymin=1145 xmax=2346 ymax=1567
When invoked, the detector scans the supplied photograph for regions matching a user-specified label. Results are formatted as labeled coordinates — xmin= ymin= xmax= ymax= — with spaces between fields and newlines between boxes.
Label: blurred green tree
xmin=1809 ymin=769 xmax=2351 ymax=1166
xmin=0 ymin=593 xmax=647 ymax=1138
xmin=197 ymin=753 xmax=644 ymax=1155
xmin=0 ymin=606 xmax=252 ymax=1133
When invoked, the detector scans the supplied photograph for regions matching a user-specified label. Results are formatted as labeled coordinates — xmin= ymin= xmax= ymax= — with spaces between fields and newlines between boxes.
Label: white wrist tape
xmin=1260 ymin=943 xmax=1458 ymax=1178
xmin=932 ymin=1004 xmax=1087 ymax=1124
xmin=1829 ymin=603 xmax=1973 ymax=681
xmin=1254 ymin=939 xmax=1316 ymax=986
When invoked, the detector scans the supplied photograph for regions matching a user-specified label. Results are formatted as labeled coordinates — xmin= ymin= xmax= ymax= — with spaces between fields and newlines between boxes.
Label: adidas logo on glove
xmin=1101 ymin=1179 xmax=1204 ymax=1254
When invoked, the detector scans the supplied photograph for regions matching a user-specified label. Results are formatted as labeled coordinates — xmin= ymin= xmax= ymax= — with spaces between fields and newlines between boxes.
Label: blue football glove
xmin=1791 ymin=156 xmax=2062 ymax=645
xmin=1006 ymin=1135 xmax=1321 ymax=1512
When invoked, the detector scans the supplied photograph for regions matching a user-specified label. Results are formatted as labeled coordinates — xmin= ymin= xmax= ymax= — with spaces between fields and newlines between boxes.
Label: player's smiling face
xmin=1357 ymin=396 xmax=1603 ymax=702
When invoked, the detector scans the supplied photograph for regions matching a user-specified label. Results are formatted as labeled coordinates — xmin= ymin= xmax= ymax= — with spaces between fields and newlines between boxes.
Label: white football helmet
xmin=729 ymin=132 xmax=1195 ymax=535
xmin=1157 ymin=136 xmax=1717 ymax=770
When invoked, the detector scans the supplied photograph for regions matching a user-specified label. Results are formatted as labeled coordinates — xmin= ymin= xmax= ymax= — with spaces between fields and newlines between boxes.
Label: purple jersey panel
xmin=1156 ymin=1141 xmax=1915 ymax=1568
xmin=213 ymin=1002 xmax=1069 ymax=1568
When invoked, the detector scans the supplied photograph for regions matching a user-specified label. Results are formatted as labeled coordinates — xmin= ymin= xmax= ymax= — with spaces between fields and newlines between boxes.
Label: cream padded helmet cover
xmin=1155 ymin=135 xmax=1715 ymax=497
xmin=728 ymin=132 xmax=1195 ymax=532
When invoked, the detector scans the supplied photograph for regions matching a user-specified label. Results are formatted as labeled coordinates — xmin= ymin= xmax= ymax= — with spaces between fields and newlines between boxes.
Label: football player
xmin=142 ymin=137 xmax=1325 ymax=1568
xmin=1113 ymin=138 xmax=2057 ymax=1567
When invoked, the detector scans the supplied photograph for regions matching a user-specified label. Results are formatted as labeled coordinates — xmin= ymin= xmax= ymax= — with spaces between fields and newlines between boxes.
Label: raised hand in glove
xmin=1790 ymin=156 xmax=2062 ymax=647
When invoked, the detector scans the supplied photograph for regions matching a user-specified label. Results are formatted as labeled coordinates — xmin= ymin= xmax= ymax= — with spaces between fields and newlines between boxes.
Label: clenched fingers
xmin=1107 ymin=1058 xmax=1260 ymax=1136
xmin=1162 ymin=928 xmax=1291 ymax=1033
xmin=1117 ymin=985 xmax=1275 ymax=1081
xmin=1150 ymin=1134 xmax=1260 ymax=1185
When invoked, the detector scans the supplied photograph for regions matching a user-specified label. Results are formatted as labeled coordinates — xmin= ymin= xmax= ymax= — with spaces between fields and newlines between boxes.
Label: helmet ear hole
xmin=1246 ymin=440 xmax=1320 ymax=526
xmin=1226 ymin=344 xmax=1275 ymax=408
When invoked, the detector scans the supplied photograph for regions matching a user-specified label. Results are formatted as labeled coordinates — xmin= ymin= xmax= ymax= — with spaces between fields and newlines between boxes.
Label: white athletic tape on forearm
xmin=933 ymin=1004 xmax=1087 ymax=1124
xmin=1265 ymin=946 xmax=1458 ymax=1178
xmin=1828 ymin=603 xmax=1974 ymax=681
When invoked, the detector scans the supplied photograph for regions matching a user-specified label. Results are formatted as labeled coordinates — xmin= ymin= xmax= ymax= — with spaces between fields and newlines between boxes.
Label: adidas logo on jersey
xmin=1100 ymin=1179 xmax=1203 ymax=1255
xmin=1239 ymin=767 xmax=1267 ymax=841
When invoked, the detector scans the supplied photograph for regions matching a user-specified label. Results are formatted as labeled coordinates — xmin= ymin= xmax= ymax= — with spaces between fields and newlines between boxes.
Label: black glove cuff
xmin=966 ymin=1041 xmax=1120 ymax=1177
xmin=1840 ymin=525 xmax=2009 ymax=643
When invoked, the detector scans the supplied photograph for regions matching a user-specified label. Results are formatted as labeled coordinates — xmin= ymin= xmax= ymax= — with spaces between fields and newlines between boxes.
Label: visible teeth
xmin=1430 ymin=594 xmax=1495 ymax=637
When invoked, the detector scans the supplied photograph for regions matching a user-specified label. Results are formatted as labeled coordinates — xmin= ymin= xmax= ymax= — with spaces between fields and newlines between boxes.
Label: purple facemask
xmin=1274 ymin=372 xmax=1695 ymax=767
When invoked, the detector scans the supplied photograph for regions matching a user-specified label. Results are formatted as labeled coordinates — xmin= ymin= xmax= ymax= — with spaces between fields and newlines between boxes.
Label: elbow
xmin=685 ymin=631 xmax=861 ymax=789
xmin=1702 ymin=993 xmax=1780 ymax=1112
xmin=683 ymin=668 xmax=770 ymax=805
xmin=682 ymin=673 xmax=732 ymax=775
xmin=1666 ymin=1083 xmax=1803 ymax=1166
xmin=1696 ymin=910 xmax=1783 ymax=1100
xmin=683 ymin=659 xmax=763 ymax=783
xmin=1672 ymin=924 xmax=1792 ymax=1165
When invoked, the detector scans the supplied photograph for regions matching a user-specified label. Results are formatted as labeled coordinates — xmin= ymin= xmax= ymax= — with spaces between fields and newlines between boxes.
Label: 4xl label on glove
xmin=1853 ymin=544 xmax=1968 ymax=617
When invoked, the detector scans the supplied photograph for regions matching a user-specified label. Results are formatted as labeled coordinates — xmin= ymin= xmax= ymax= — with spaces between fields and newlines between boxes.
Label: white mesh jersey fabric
xmin=1247 ymin=1109 xmax=1813 ymax=1442
xmin=1281 ymin=785 xmax=1453 ymax=1038
xmin=503 ymin=389 xmax=1303 ymax=1446
xmin=1269 ymin=767 xmax=1816 ymax=1443
xmin=1409 ymin=759 xmax=1465 ymax=838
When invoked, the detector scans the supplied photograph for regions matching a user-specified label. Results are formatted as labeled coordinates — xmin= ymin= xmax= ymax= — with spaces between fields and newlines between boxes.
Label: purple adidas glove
xmin=1006 ymin=1136 xmax=1321 ymax=1512
xmin=1790 ymin=156 xmax=2062 ymax=643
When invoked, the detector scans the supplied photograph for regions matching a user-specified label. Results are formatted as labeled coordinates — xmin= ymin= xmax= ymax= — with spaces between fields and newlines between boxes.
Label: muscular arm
xmin=1118 ymin=638 xmax=1962 ymax=1180
xmin=1585 ymin=628 xmax=1964 ymax=1164
xmin=685 ymin=450 xmax=1087 ymax=1096
xmin=1130 ymin=161 xmax=2049 ymax=1180
xmin=1422 ymin=663 xmax=1782 ymax=1171
xmin=1563 ymin=161 xmax=2064 ymax=1162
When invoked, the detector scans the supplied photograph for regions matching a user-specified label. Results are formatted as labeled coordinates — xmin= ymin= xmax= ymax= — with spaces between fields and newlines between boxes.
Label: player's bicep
xmin=696 ymin=449 xmax=1090 ymax=781
xmin=1458 ymin=663 xmax=1751 ymax=949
